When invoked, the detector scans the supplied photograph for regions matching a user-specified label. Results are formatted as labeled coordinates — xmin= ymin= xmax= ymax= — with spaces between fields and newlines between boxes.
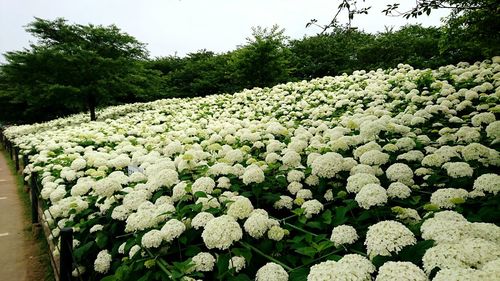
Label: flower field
xmin=4 ymin=58 xmax=500 ymax=281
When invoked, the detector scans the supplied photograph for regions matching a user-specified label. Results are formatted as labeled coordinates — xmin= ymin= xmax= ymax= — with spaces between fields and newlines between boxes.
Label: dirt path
xmin=0 ymin=150 xmax=48 ymax=281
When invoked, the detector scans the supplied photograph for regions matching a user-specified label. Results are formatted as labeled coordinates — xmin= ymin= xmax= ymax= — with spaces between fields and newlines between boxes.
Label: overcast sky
xmin=0 ymin=0 xmax=450 ymax=62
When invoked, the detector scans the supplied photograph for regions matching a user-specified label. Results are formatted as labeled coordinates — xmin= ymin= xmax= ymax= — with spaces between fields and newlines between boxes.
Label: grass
xmin=1 ymin=147 xmax=56 ymax=281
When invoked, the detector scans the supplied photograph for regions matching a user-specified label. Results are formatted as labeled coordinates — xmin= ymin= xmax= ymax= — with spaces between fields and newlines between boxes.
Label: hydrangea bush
xmin=5 ymin=58 xmax=500 ymax=281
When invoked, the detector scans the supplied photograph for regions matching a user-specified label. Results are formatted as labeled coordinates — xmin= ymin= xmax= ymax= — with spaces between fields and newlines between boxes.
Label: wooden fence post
xmin=60 ymin=227 xmax=74 ymax=281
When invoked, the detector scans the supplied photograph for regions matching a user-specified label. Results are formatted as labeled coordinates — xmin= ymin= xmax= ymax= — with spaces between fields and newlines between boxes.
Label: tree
xmin=229 ymin=25 xmax=292 ymax=89
xmin=0 ymin=18 xmax=160 ymax=122
xmin=290 ymin=28 xmax=374 ymax=79
xmin=308 ymin=0 xmax=499 ymax=65
xmin=149 ymin=51 xmax=233 ymax=98
xmin=357 ymin=25 xmax=445 ymax=70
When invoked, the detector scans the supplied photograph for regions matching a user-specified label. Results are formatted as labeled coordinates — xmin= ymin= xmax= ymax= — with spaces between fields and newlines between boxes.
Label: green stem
xmin=289 ymin=248 xmax=343 ymax=272
xmin=284 ymin=222 xmax=319 ymax=237
xmin=349 ymin=248 xmax=367 ymax=257
xmin=239 ymin=242 xmax=293 ymax=271
xmin=145 ymin=248 xmax=174 ymax=280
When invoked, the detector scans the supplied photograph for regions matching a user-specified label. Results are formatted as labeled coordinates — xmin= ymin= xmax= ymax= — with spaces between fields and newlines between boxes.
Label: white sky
xmin=0 ymin=0 xmax=450 ymax=62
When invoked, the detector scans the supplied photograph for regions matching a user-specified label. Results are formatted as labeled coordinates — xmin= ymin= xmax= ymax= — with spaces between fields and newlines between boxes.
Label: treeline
xmin=145 ymin=22 xmax=499 ymax=98
xmin=1 ymin=7 xmax=498 ymax=123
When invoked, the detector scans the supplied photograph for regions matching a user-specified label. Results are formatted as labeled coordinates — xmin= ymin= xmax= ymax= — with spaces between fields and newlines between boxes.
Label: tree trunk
xmin=87 ymin=94 xmax=97 ymax=121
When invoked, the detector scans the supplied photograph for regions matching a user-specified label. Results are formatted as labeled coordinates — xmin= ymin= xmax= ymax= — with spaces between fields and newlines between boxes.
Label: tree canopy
xmin=0 ymin=18 xmax=162 ymax=122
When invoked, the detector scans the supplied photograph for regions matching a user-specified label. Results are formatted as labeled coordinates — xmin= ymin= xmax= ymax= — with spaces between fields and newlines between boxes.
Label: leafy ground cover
xmin=4 ymin=58 xmax=500 ymax=281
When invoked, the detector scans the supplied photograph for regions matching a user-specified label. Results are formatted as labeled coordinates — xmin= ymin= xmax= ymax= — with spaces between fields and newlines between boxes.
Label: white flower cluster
xmin=201 ymin=215 xmax=243 ymax=250
xmin=421 ymin=211 xmax=500 ymax=276
xmin=355 ymin=184 xmax=388 ymax=209
xmin=365 ymin=220 xmax=416 ymax=257
xmin=228 ymin=256 xmax=246 ymax=272
xmin=5 ymin=58 xmax=500 ymax=278
xmin=255 ymin=262 xmax=288 ymax=281
xmin=375 ymin=261 xmax=427 ymax=281
xmin=190 ymin=252 xmax=215 ymax=272
xmin=330 ymin=225 xmax=358 ymax=247
xmin=94 ymin=249 xmax=112 ymax=274
xmin=307 ymin=254 xmax=375 ymax=281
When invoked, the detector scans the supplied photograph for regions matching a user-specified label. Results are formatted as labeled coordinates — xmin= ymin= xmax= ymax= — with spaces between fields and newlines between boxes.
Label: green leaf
xmin=321 ymin=209 xmax=332 ymax=224
xmin=295 ymin=246 xmax=316 ymax=258
xmin=100 ymin=275 xmax=117 ymax=281
xmin=289 ymin=267 xmax=309 ymax=281
xmin=194 ymin=191 xmax=207 ymax=198
xmin=73 ymin=241 xmax=94 ymax=260
xmin=399 ymin=240 xmax=435 ymax=265
xmin=333 ymin=206 xmax=348 ymax=225
xmin=371 ymin=255 xmax=393 ymax=268
xmin=185 ymin=245 xmax=202 ymax=257
xmin=96 ymin=232 xmax=109 ymax=249
xmin=216 ymin=253 xmax=230 ymax=278
xmin=232 ymin=274 xmax=252 ymax=281
xmin=306 ymin=221 xmax=322 ymax=229
xmin=232 ymin=247 xmax=252 ymax=264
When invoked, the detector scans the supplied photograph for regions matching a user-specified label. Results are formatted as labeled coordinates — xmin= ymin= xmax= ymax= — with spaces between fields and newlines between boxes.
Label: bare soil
xmin=0 ymin=151 xmax=52 ymax=281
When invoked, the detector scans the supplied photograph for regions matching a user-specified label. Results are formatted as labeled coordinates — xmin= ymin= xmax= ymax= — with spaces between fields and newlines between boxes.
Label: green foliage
xmin=0 ymin=17 xmax=162 ymax=123
xmin=2 ymin=4 xmax=499 ymax=125
xmin=229 ymin=25 xmax=292 ymax=89
xmin=289 ymin=28 xmax=374 ymax=79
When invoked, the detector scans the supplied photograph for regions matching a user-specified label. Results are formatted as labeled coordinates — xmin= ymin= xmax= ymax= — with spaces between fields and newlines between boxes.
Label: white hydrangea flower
xmin=304 ymin=174 xmax=319 ymax=186
xmin=228 ymin=256 xmax=246 ymax=272
xmin=350 ymin=164 xmax=376 ymax=175
xmin=301 ymin=199 xmax=324 ymax=218
xmin=422 ymin=238 xmax=500 ymax=274
xmin=287 ymin=170 xmax=305 ymax=183
xmin=90 ymin=224 xmax=104 ymax=233
xmin=227 ymin=196 xmax=254 ymax=219
xmin=365 ymin=220 xmax=416 ymax=257
xmin=129 ymin=245 xmax=141 ymax=259
xmin=330 ymin=225 xmax=358 ymax=247
xmin=296 ymin=189 xmax=313 ymax=199
xmin=485 ymin=121 xmax=500 ymax=143
xmin=346 ymin=173 xmax=380 ymax=193
xmin=217 ymin=176 xmax=231 ymax=189
xmin=191 ymin=252 xmax=215 ymax=272
xmin=386 ymin=163 xmax=414 ymax=185
xmin=94 ymin=249 xmax=112 ymax=273
xmin=256 ymin=262 xmax=288 ymax=281
xmin=191 ymin=177 xmax=215 ymax=194
xmin=241 ymin=164 xmax=265 ymax=185
xmin=202 ymin=215 xmax=243 ymax=250
xmin=161 ymin=219 xmax=186 ymax=243
xmin=191 ymin=212 xmax=215 ymax=230
xmin=355 ymin=184 xmax=388 ymax=209
xmin=430 ymin=188 xmax=468 ymax=209
xmin=311 ymin=152 xmax=344 ymax=178
xmin=359 ymin=150 xmax=390 ymax=166
xmin=282 ymin=150 xmax=302 ymax=168
xmin=287 ymin=181 xmax=303 ymax=195
xmin=471 ymin=112 xmax=496 ymax=127
xmin=171 ymin=181 xmax=188 ymax=202
xmin=432 ymin=268 xmax=483 ymax=281
xmin=268 ymin=225 xmax=286 ymax=241
xmin=442 ymin=162 xmax=474 ymax=178
xmin=397 ymin=150 xmax=425 ymax=162
xmin=307 ymin=254 xmax=374 ymax=281
xmin=273 ymin=196 xmax=293 ymax=210
xmin=243 ymin=211 xmax=271 ymax=239
xmin=387 ymin=182 xmax=412 ymax=199
xmin=473 ymin=173 xmax=500 ymax=195
xmin=141 ymin=229 xmax=164 ymax=248
xmin=375 ymin=261 xmax=427 ymax=281
xmin=196 ymin=195 xmax=221 ymax=211
xmin=70 ymin=158 xmax=87 ymax=171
